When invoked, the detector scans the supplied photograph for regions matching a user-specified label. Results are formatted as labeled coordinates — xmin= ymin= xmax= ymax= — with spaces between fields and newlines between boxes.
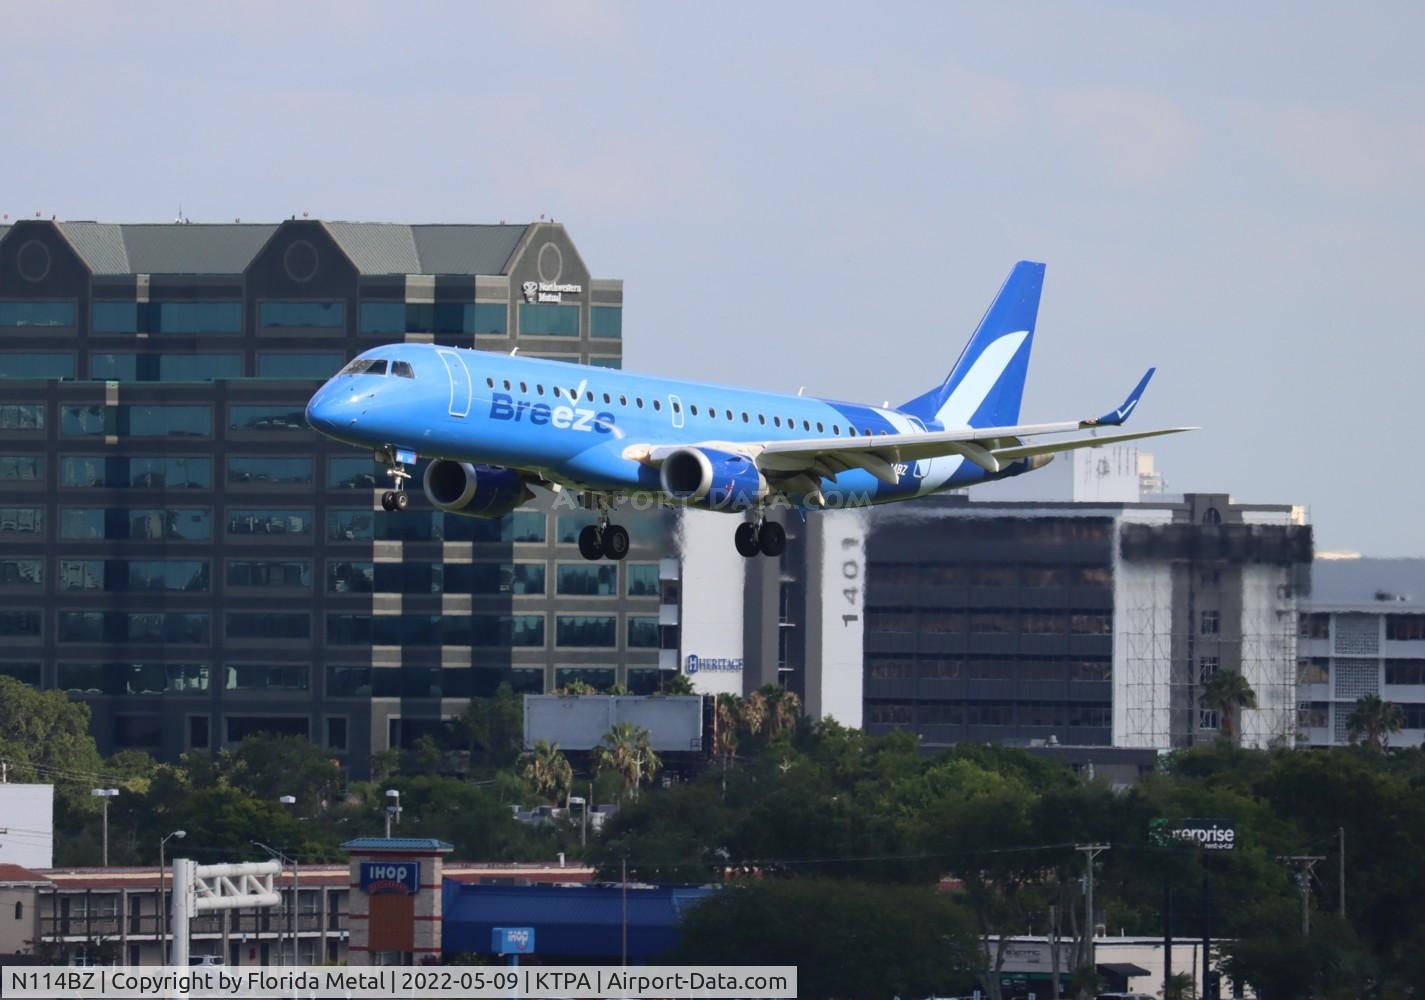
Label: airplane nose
xmin=305 ymin=384 xmax=340 ymax=434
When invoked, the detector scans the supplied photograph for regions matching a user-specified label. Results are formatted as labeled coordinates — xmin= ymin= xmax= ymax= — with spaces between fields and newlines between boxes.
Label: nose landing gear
xmin=379 ymin=448 xmax=412 ymax=512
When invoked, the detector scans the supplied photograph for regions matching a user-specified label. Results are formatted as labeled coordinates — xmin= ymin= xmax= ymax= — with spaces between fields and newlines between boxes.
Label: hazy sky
xmin=3 ymin=2 xmax=1421 ymax=554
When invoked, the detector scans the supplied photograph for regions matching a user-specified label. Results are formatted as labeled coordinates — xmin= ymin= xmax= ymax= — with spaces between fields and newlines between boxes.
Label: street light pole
xmin=90 ymin=789 xmax=119 ymax=866
xmin=278 ymin=796 xmax=298 ymax=965
xmin=160 ymin=830 xmax=186 ymax=964
xmin=384 ymin=789 xmax=401 ymax=838
xmin=253 ymin=839 xmax=299 ymax=965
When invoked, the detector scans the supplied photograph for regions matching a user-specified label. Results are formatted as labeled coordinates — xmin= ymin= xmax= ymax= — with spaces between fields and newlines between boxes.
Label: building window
xmin=519 ymin=303 xmax=579 ymax=336
xmin=0 ymin=404 xmax=44 ymax=429
xmin=93 ymin=301 xmax=242 ymax=334
xmin=258 ymin=302 xmax=344 ymax=329
xmin=1198 ymin=655 xmax=1220 ymax=684
xmin=469 ymin=303 xmax=507 ymax=335
xmin=1200 ymin=610 xmax=1220 ymax=635
xmin=1299 ymin=613 xmax=1331 ymax=639
xmin=968 ymin=612 xmax=1014 ymax=634
xmin=1021 ymin=612 xmax=1065 ymax=635
xmin=627 ymin=616 xmax=660 ymax=649
xmin=1384 ymin=659 xmax=1425 ymax=685
xmin=226 ymin=613 xmax=311 ymax=641
xmin=325 ymin=717 xmax=348 ymax=750
xmin=0 ymin=612 xmax=41 ymax=638
xmin=225 ymin=716 xmax=310 ymax=742
xmin=256 ymin=353 xmax=345 ymax=379
xmin=229 ymin=404 xmax=307 ymax=433
xmin=0 ymin=506 xmax=44 ymax=536
xmin=0 ymin=558 xmax=42 ymax=587
xmin=1199 ymin=708 xmax=1219 ymax=731
xmin=557 ymin=563 xmax=618 ymax=596
xmin=227 ymin=456 xmax=313 ymax=485
xmin=0 ymin=353 xmax=76 ymax=379
xmin=57 ymin=612 xmax=208 ymax=645
xmin=0 ymin=455 xmax=43 ymax=481
xmin=61 ymin=507 xmax=211 ymax=541
xmin=61 ymin=456 xmax=211 ymax=489
xmin=1386 ymin=615 xmax=1425 ymax=641
xmin=225 ymin=665 xmax=309 ymax=691
xmin=329 ymin=457 xmax=382 ymax=489
xmin=591 ymin=306 xmax=622 ymax=339
xmin=1298 ymin=658 xmax=1330 ymax=684
xmin=58 ymin=404 xmax=211 ymax=438
xmin=1298 ymin=702 xmax=1329 ymax=729
xmin=443 ymin=562 xmax=543 ymax=595
xmin=867 ymin=610 xmax=916 ymax=633
xmin=225 ymin=560 xmax=312 ymax=590
xmin=227 ymin=508 xmax=312 ymax=537
xmin=0 ymin=302 xmax=75 ymax=327
xmin=91 ymin=353 xmax=243 ymax=381
xmin=327 ymin=561 xmax=374 ymax=594
xmin=556 ymin=616 xmax=616 ymax=648
xmin=625 ymin=563 xmax=659 ymax=597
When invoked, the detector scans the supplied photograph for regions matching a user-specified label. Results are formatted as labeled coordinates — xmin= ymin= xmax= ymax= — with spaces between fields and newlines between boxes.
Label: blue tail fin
xmin=900 ymin=260 xmax=1045 ymax=429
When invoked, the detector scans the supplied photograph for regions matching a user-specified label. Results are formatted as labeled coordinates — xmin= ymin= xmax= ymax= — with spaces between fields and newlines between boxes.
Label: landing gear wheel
xmin=734 ymin=522 xmax=761 ymax=558
xmin=393 ymin=491 xmax=410 ymax=512
xmin=757 ymin=521 xmax=786 ymax=557
xmin=578 ymin=525 xmax=604 ymax=561
xmin=603 ymin=524 xmax=631 ymax=561
xmin=380 ymin=491 xmax=397 ymax=511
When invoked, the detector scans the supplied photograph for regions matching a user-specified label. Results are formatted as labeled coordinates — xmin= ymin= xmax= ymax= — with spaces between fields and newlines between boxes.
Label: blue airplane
xmin=305 ymin=261 xmax=1192 ymax=560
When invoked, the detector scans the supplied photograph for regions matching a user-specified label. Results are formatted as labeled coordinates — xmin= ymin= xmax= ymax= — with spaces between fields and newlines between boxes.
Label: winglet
xmin=1082 ymin=367 xmax=1155 ymax=428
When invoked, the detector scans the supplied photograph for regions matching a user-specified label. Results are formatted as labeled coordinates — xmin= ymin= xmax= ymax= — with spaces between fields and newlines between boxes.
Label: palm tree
xmin=1200 ymin=669 xmax=1256 ymax=745
xmin=1161 ymin=971 xmax=1199 ymax=1000
xmin=594 ymin=722 xmax=661 ymax=801
xmin=1347 ymin=693 xmax=1404 ymax=750
xmin=741 ymin=690 xmax=767 ymax=737
xmin=764 ymin=685 xmax=802 ymax=739
xmin=521 ymin=740 xmax=573 ymax=805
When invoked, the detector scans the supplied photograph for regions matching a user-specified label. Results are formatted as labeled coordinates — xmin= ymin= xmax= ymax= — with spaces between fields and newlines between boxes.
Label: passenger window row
xmin=482 ymin=376 xmax=890 ymax=438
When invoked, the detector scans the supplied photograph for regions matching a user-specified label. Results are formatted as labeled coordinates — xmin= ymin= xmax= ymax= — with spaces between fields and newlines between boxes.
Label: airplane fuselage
xmin=306 ymin=342 xmax=1010 ymax=511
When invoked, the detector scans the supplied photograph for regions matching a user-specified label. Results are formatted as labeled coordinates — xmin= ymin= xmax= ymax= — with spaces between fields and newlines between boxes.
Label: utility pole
xmin=90 ymin=788 xmax=119 ymax=866
xmin=1163 ymin=880 xmax=1173 ymax=999
xmin=1076 ymin=844 xmax=1109 ymax=977
xmin=621 ymin=855 xmax=629 ymax=967
xmin=1279 ymin=856 xmax=1324 ymax=937
xmin=253 ymin=841 xmax=299 ymax=964
xmin=1338 ymin=827 xmax=1346 ymax=919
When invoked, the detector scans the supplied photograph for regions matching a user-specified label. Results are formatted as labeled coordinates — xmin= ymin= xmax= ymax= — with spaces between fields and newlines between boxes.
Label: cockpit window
xmin=392 ymin=361 xmax=414 ymax=379
xmin=340 ymin=358 xmax=389 ymax=376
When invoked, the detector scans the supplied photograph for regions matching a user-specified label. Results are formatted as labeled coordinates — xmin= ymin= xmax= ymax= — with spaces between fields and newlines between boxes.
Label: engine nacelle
xmin=659 ymin=447 xmax=768 ymax=511
xmin=422 ymin=460 xmax=530 ymax=518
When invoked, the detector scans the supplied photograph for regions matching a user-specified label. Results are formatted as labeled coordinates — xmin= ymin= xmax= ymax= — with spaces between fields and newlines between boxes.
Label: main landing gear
xmin=735 ymin=516 xmax=785 ymax=558
xmin=379 ymin=452 xmax=411 ymax=512
xmin=577 ymin=506 xmax=630 ymax=561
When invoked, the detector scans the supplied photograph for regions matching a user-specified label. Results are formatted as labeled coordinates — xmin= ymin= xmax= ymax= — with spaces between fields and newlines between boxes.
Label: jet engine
xmin=659 ymin=447 xmax=768 ymax=510
xmin=422 ymin=460 xmax=532 ymax=518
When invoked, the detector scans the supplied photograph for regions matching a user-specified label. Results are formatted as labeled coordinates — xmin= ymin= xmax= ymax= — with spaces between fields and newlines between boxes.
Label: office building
xmin=0 ymin=218 xmax=673 ymax=772
xmin=1297 ymin=557 xmax=1425 ymax=748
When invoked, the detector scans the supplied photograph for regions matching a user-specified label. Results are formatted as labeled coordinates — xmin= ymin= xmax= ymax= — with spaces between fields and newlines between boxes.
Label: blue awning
xmin=442 ymin=882 xmax=716 ymax=959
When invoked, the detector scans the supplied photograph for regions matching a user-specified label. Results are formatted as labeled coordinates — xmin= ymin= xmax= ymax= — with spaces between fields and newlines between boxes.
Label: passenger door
xmin=436 ymin=349 xmax=472 ymax=418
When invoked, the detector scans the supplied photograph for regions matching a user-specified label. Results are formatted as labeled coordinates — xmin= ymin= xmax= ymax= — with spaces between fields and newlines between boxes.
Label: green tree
xmin=1200 ymin=669 xmax=1257 ymax=744
xmin=521 ymin=740 xmax=573 ymax=805
xmin=669 ymin=879 xmax=980 ymax=1000
xmin=1346 ymin=693 xmax=1403 ymax=750
xmin=0 ymin=676 xmax=105 ymax=799
xmin=1161 ymin=971 xmax=1198 ymax=1000
xmin=659 ymin=673 xmax=695 ymax=695
xmin=595 ymin=722 xmax=661 ymax=801
xmin=224 ymin=733 xmax=344 ymax=814
xmin=451 ymin=683 xmax=524 ymax=769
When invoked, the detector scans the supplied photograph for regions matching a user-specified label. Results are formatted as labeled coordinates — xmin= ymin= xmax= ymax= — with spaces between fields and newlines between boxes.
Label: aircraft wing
xmin=632 ymin=368 xmax=1196 ymax=486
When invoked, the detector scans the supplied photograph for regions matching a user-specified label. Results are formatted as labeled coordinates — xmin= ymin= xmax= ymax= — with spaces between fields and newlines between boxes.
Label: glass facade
xmin=518 ymin=303 xmax=579 ymax=336
xmin=91 ymin=353 xmax=243 ymax=381
xmin=0 ymin=353 xmax=75 ymax=379
xmin=359 ymin=302 xmax=507 ymax=336
xmin=0 ymin=302 xmax=75 ymax=327
xmin=0 ymin=219 xmax=634 ymax=770
xmin=92 ymin=301 xmax=242 ymax=335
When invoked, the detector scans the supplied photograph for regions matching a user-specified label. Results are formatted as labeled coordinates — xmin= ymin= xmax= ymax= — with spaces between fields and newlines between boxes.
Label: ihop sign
xmin=359 ymin=860 xmax=420 ymax=895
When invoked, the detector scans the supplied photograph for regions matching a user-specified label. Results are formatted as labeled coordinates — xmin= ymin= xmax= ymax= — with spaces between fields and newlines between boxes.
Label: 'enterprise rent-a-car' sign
xmin=1150 ymin=817 xmax=1236 ymax=851
xmin=360 ymin=861 xmax=420 ymax=894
